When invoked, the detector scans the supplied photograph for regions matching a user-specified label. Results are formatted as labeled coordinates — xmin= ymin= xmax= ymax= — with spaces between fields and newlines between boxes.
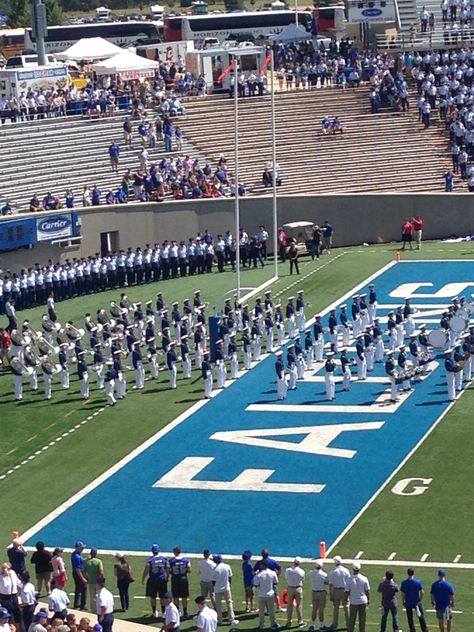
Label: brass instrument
xmin=10 ymin=356 xmax=33 ymax=376
xmin=41 ymin=316 xmax=61 ymax=333
xmin=41 ymin=357 xmax=61 ymax=374
xmin=38 ymin=336 xmax=60 ymax=356
xmin=10 ymin=331 xmax=24 ymax=347
xmin=110 ymin=302 xmax=122 ymax=318
xmin=23 ymin=346 xmax=41 ymax=367
xmin=65 ymin=323 xmax=85 ymax=341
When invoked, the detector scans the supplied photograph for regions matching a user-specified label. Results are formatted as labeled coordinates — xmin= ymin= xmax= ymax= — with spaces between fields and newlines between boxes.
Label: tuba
xmin=24 ymin=347 xmax=41 ymax=368
xmin=38 ymin=336 xmax=60 ymax=356
xmin=110 ymin=302 xmax=122 ymax=318
xmin=65 ymin=323 xmax=85 ymax=341
xmin=10 ymin=356 xmax=33 ymax=376
xmin=10 ymin=331 xmax=24 ymax=347
xmin=41 ymin=356 xmax=61 ymax=374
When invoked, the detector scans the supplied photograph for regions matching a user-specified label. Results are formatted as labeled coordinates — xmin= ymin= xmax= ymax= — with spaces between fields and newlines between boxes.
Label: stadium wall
xmin=1 ymin=194 xmax=473 ymax=270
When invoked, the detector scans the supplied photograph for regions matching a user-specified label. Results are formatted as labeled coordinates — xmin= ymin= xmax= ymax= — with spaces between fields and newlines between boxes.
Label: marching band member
xmin=215 ymin=340 xmax=227 ymax=388
xmin=47 ymin=291 xmax=57 ymax=323
xmin=84 ymin=313 xmax=95 ymax=347
xmin=242 ymin=327 xmax=252 ymax=370
xmin=444 ymin=349 xmax=460 ymax=402
xmin=10 ymin=330 xmax=24 ymax=361
xmin=241 ymin=303 xmax=250 ymax=331
xmin=224 ymin=298 xmax=233 ymax=317
xmin=171 ymin=301 xmax=181 ymax=343
xmin=387 ymin=312 xmax=397 ymax=351
xmin=453 ymin=343 xmax=464 ymax=393
xmin=287 ymin=343 xmax=297 ymax=391
xmin=180 ymin=335 xmax=192 ymax=379
xmin=201 ymin=351 xmax=213 ymax=399
xmin=93 ymin=343 xmax=105 ymax=389
xmin=235 ymin=300 xmax=243 ymax=331
xmin=264 ymin=290 xmax=273 ymax=317
xmin=167 ymin=341 xmax=178 ymax=389
xmin=77 ymin=351 xmax=89 ymax=400
xmin=134 ymin=302 xmax=145 ymax=339
xmin=113 ymin=349 xmax=126 ymax=399
xmin=194 ymin=324 xmax=204 ymax=369
xmin=24 ymin=346 xmax=39 ymax=391
xmin=228 ymin=333 xmax=239 ymax=379
xmin=41 ymin=355 xmax=54 ymax=400
xmin=183 ymin=298 xmax=193 ymax=330
xmin=275 ymin=304 xmax=285 ymax=347
xmin=368 ymin=283 xmax=377 ymax=324
xmin=363 ymin=325 xmax=374 ymax=372
xmin=397 ymin=345 xmax=411 ymax=392
xmin=41 ymin=314 xmax=54 ymax=345
xmin=462 ymin=333 xmax=473 ymax=382
xmin=325 ymin=351 xmax=336 ymax=401
xmin=10 ymin=358 xmax=24 ymax=401
xmin=340 ymin=304 xmax=351 ymax=347
xmin=145 ymin=300 xmax=155 ymax=327
xmin=385 ymin=350 xmax=398 ymax=403
xmin=328 ymin=309 xmax=338 ymax=353
xmin=351 ymin=296 xmax=361 ymax=338
xmin=418 ymin=324 xmax=429 ymax=354
xmin=286 ymin=297 xmax=296 ymax=339
xmin=104 ymin=360 xmax=117 ymax=406
xmin=355 ymin=333 xmax=367 ymax=381
xmin=251 ymin=318 xmax=262 ymax=361
xmin=373 ymin=318 xmax=384 ymax=363
xmin=340 ymin=348 xmax=351 ymax=391
xmin=295 ymin=337 xmax=305 ymax=380
xmin=58 ymin=342 xmax=69 ymax=389
xmin=313 ymin=315 xmax=324 ymax=362
xmin=275 ymin=350 xmax=287 ymax=400
xmin=408 ymin=335 xmax=421 ymax=382
xmin=296 ymin=290 xmax=305 ymax=332
xmin=147 ymin=336 xmax=159 ymax=379
xmin=254 ymin=297 xmax=264 ymax=334
xmin=304 ymin=330 xmax=314 ymax=371
xmin=264 ymin=310 xmax=274 ymax=354
xmin=359 ymin=293 xmax=369 ymax=329
xmin=132 ymin=340 xmax=145 ymax=390
xmin=126 ymin=325 xmax=137 ymax=369
xmin=219 ymin=316 xmax=230 ymax=358
xmin=403 ymin=298 xmax=416 ymax=337
xmin=395 ymin=306 xmax=404 ymax=347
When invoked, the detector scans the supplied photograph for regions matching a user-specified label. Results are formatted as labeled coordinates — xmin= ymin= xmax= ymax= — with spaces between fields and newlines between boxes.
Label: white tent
xmin=269 ymin=23 xmax=311 ymax=43
xmin=92 ymin=50 xmax=160 ymax=77
xmin=56 ymin=37 xmax=124 ymax=61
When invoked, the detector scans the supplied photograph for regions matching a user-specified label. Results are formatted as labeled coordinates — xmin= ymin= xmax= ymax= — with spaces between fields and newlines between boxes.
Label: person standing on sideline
xmin=288 ymin=242 xmax=300 ymax=275
xmin=322 ymin=220 xmax=334 ymax=254
xmin=30 ymin=541 xmax=52 ymax=596
xmin=71 ymin=542 xmax=87 ymax=611
xmin=195 ymin=595 xmax=218 ymax=632
xmin=254 ymin=561 xmax=279 ymax=630
xmin=285 ymin=557 xmax=305 ymax=628
xmin=114 ymin=553 xmax=133 ymax=612
xmin=400 ymin=568 xmax=429 ymax=632
xmin=377 ymin=570 xmax=400 ymax=632
xmin=444 ymin=349 xmax=461 ymax=402
xmin=161 ymin=592 xmax=180 ymax=632
xmin=309 ymin=559 xmax=327 ymax=632
xmin=211 ymin=555 xmax=239 ymax=626
xmin=84 ymin=549 xmax=104 ymax=613
xmin=401 ymin=218 xmax=414 ymax=250
xmin=430 ymin=569 xmax=455 ymax=632
xmin=345 ymin=561 xmax=370 ymax=632
xmin=141 ymin=544 xmax=169 ymax=618
xmin=327 ymin=555 xmax=350 ymax=631
xmin=169 ymin=547 xmax=191 ymax=618
xmin=198 ymin=551 xmax=215 ymax=606
xmin=241 ymin=551 xmax=254 ymax=613
xmin=96 ymin=577 xmax=114 ymax=632
xmin=412 ymin=216 xmax=423 ymax=250
xmin=48 ymin=578 xmax=70 ymax=620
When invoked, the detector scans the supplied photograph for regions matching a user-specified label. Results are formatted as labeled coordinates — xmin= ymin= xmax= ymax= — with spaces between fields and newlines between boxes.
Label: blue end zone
xmin=25 ymin=261 xmax=474 ymax=557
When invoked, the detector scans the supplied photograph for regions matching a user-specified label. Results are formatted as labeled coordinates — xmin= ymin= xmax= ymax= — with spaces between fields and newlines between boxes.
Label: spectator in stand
xmin=65 ymin=190 xmax=75 ymax=209
xmin=444 ymin=170 xmax=454 ymax=192
xmin=29 ymin=195 xmax=43 ymax=213
xmin=419 ymin=6 xmax=429 ymax=31
xmin=108 ymin=140 xmax=120 ymax=173
xmin=123 ymin=118 xmax=132 ymax=147
xmin=1 ymin=202 xmax=12 ymax=216
xmin=411 ymin=215 xmax=423 ymax=250
xmin=401 ymin=218 xmax=414 ymax=250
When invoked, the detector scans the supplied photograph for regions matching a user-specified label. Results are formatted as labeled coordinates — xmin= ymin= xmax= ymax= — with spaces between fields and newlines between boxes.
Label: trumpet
xmin=38 ymin=335 xmax=60 ymax=356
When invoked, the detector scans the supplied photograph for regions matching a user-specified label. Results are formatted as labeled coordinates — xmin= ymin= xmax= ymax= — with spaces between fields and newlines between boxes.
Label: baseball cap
xmin=314 ymin=559 xmax=323 ymax=568
xmin=93 ymin=625 xmax=103 ymax=632
xmin=151 ymin=543 xmax=159 ymax=552
xmin=35 ymin=611 xmax=48 ymax=621
xmin=352 ymin=561 xmax=361 ymax=571
xmin=75 ymin=541 xmax=85 ymax=548
xmin=294 ymin=556 xmax=302 ymax=565
xmin=438 ymin=568 xmax=446 ymax=577
xmin=212 ymin=554 xmax=222 ymax=562
xmin=242 ymin=550 xmax=252 ymax=560
xmin=333 ymin=555 xmax=342 ymax=564
xmin=0 ymin=609 xmax=10 ymax=619
xmin=195 ymin=596 xmax=206 ymax=605
xmin=164 ymin=591 xmax=173 ymax=598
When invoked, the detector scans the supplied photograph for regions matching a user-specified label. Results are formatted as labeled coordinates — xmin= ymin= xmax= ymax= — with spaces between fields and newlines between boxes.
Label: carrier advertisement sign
xmin=36 ymin=213 xmax=74 ymax=242
xmin=348 ymin=2 xmax=396 ymax=23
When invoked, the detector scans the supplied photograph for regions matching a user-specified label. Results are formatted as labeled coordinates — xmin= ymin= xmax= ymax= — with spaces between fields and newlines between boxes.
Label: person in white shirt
xmin=309 ymin=560 xmax=327 ymax=632
xmin=161 ymin=592 xmax=180 ymax=632
xmin=194 ymin=595 xmax=218 ymax=632
xmin=211 ymin=555 xmax=239 ymax=626
xmin=285 ymin=557 xmax=305 ymax=628
xmin=19 ymin=573 xmax=36 ymax=632
xmin=48 ymin=579 xmax=70 ymax=620
xmin=197 ymin=550 xmax=216 ymax=606
xmin=96 ymin=577 xmax=114 ymax=632
xmin=254 ymin=561 xmax=279 ymax=630
xmin=0 ymin=563 xmax=21 ymax=626
xmin=344 ymin=562 xmax=370 ymax=632
xmin=327 ymin=555 xmax=350 ymax=630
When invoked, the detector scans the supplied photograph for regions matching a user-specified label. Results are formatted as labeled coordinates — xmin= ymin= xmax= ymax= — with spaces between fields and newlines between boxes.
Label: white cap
xmin=333 ymin=555 xmax=342 ymax=564
xmin=315 ymin=559 xmax=324 ymax=568
xmin=294 ymin=556 xmax=302 ymax=565
xmin=352 ymin=561 xmax=361 ymax=571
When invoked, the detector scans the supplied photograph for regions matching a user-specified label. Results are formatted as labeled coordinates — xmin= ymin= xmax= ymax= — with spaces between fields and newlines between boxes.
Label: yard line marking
xmin=26 ymin=435 xmax=37 ymax=443
xmin=21 ymin=259 xmax=398 ymax=545
xmin=388 ymin=552 xmax=397 ymax=561
xmin=6 ymin=448 xmax=17 ymax=455
xmin=274 ymin=252 xmax=348 ymax=299
xmin=46 ymin=422 xmax=56 ymax=429
xmin=64 ymin=410 xmax=75 ymax=418
xmin=420 ymin=553 xmax=429 ymax=562
xmin=453 ymin=555 xmax=462 ymax=563
xmin=355 ymin=551 xmax=364 ymax=559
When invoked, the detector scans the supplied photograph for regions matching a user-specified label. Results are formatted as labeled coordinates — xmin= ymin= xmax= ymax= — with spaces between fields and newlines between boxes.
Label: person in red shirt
xmin=278 ymin=227 xmax=287 ymax=263
xmin=411 ymin=216 xmax=424 ymax=250
xmin=401 ymin=219 xmax=414 ymax=251
xmin=0 ymin=326 xmax=11 ymax=368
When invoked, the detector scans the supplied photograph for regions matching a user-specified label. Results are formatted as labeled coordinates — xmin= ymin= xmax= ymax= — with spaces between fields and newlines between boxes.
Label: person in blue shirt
xmin=400 ymin=568 xmax=428 ymax=632
xmin=242 ymin=550 xmax=254 ymax=612
xmin=91 ymin=186 xmax=101 ymax=206
xmin=71 ymin=541 xmax=87 ymax=610
xmin=108 ymin=140 xmax=120 ymax=173
xmin=65 ymin=189 xmax=74 ymax=209
xmin=169 ymin=546 xmax=191 ymax=617
xmin=322 ymin=220 xmax=334 ymax=254
xmin=430 ymin=569 xmax=455 ymax=632
xmin=7 ymin=538 xmax=27 ymax=576
xmin=141 ymin=544 xmax=169 ymax=618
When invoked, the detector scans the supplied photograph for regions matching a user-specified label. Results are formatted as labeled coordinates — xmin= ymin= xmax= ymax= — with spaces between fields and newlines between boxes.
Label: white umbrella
xmin=56 ymin=37 xmax=124 ymax=61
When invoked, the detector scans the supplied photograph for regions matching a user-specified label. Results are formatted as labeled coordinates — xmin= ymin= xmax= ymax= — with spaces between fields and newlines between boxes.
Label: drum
xmin=428 ymin=329 xmax=449 ymax=349
xmin=449 ymin=314 xmax=467 ymax=333
xmin=456 ymin=308 xmax=469 ymax=320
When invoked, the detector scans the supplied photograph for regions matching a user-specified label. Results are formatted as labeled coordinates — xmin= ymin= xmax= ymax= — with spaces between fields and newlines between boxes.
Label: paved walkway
xmin=38 ymin=602 xmax=159 ymax=632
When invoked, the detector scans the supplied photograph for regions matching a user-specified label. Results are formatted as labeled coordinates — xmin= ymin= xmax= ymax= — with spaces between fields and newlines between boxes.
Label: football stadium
xmin=2 ymin=3 xmax=474 ymax=632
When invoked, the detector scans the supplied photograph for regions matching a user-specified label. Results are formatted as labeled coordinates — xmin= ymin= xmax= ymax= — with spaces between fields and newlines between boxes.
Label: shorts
xmin=436 ymin=608 xmax=452 ymax=621
xmin=110 ymin=156 xmax=118 ymax=166
xmin=36 ymin=571 xmax=52 ymax=582
xmin=200 ymin=581 xmax=214 ymax=599
xmin=146 ymin=577 xmax=168 ymax=599
xmin=54 ymin=572 xmax=67 ymax=588
xmin=403 ymin=234 xmax=413 ymax=242
xmin=171 ymin=577 xmax=189 ymax=599
xmin=245 ymin=585 xmax=254 ymax=599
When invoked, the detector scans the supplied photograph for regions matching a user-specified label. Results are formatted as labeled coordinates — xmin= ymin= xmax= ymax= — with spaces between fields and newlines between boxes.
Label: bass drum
xmin=449 ymin=314 xmax=467 ymax=333
xmin=428 ymin=329 xmax=449 ymax=349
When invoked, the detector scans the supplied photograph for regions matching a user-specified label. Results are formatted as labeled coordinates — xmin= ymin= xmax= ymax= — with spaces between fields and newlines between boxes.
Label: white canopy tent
xmin=269 ymin=23 xmax=311 ymax=43
xmin=56 ymin=37 xmax=124 ymax=61
xmin=92 ymin=50 xmax=161 ymax=78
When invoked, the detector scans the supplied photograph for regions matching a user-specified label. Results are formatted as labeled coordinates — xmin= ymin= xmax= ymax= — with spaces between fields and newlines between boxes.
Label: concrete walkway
xmin=38 ymin=602 xmax=160 ymax=632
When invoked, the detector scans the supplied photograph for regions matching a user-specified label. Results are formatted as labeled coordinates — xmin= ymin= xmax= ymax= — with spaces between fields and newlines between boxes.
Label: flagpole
xmin=270 ymin=48 xmax=278 ymax=280
xmin=234 ymin=56 xmax=241 ymax=304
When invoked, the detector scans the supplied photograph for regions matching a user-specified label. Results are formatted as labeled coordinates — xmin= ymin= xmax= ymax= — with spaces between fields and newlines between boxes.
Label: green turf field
xmin=3 ymin=241 xmax=474 ymax=631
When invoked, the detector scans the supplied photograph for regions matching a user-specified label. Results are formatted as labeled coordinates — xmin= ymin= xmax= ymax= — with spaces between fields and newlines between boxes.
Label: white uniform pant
xmin=253 ymin=336 xmax=262 ymax=361
xmin=135 ymin=361 xmax=145 ymax=388
xmin=342 ymin=326 xmax=351 ymax=347
xmin=266 ymin=329 xmax=273 ymax=353
xmin=168 ymin=364 xmax=177 ymax=388
xmin=29 ymin=368 xmax=38 ymax=391
xmin=223 ymin=334 xmax=230 ymax=358
xmin=13 ymin=373 xmax=23 ymax=400
xmin=356 ymin=356 xmax=367 ymax=379
xmin=60 ymin=367 xmax=69 ymax=389
xmin=404 ymin=315 xmax=415 ymax=337
xmin=296 ymin=356 xmax=305 ymax=379
xmin=116 ymin=371 xmax=126 ymax=398
xmin=389 ymin=375 xmax=398 ymax=401
xmin=149 ymin=355 xmax=159 ymax=379
xmin=455 ymin=365 xmax=463 ymax=391
xmin=244 ymin=349 xmax=252 ymax=370
xmin=288 ymin=365 xmax=297 ymax=389
xmin=314 ymin=338 xmax=324 ymax=362
xmin=368 ymin=302 xmax=377 ymax=324
xmin=306 ymin=350 xmax=314 ymax=371
xmin=325 ymin=372 xmax=335 ymax=400
xmin=217 ymin=361 xmax=227 ymax=388
xmin=360 ymin=309 xmax=369 ymax=329
xmin=396 ymin=324 xmax=404 ymax=347
xmin=374 ymin=338 xmax=384 ymax=362
xmin=287 ymin=315 xmax=296 ymax=339
xmin=330 ymin=331 xmax=339 ymax=353
xmin=204 ymin=371 xmax=213 ymax=398
xmin=96 ymin=363 xmax=104 ymax=389
xmin=105 ymin=379 xmax=116 ymax=405
xmin=277 ymin=324 xmax=285 ymax=347
xmin=342 ymin=366 xmax=351 ymax=390
xmin=446 ymin=370 xmax=456 ymax=401
xmin=389 ymin=332 xmax=397 ymax=351
xmin=182 ymin=355 xmax=192 ymax=378
xmin=277 ymin=375 xmax=287 ymax=400
xmin=230 ymin=353 xmax=239 ymax=379
xmin=463 ymin=356 xmax=472 ymax=381
xmin=352 ymin=318 xmax=361 ymax=338
xmin=44 ymin=372 xmax=52 ymax=399
xmin=297 ymin=310 xmax=305 ymax=332
xmin=365 ymin=346 xmax=374 ymax=371
xmin=195 ymin=346 xmax=203 ymax=369
xmin=80 ymin=373 xmax=89 ymax=399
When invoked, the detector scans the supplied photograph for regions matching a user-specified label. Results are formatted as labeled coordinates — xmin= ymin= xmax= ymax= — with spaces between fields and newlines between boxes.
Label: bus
xmin=163 ymin=10 xmax=314 ymax=43
xmin=0 ymin=28 xmax=25 ymax=59
xmin=316 ymin=5 xmax=345 ymax=34
xmin=24 ymin=21 xmax=162 ymax=54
